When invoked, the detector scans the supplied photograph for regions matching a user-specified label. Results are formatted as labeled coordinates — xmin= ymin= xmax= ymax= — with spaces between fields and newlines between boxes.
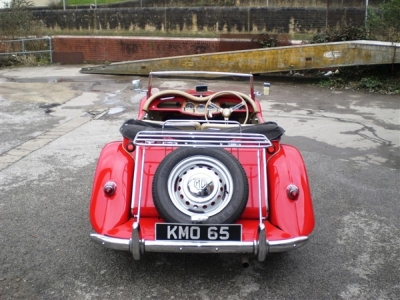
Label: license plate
xmin=155 ymin=223 xmax=242 ymax=241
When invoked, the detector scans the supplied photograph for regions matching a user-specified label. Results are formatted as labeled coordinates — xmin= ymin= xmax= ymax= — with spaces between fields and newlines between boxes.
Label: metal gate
xmin=0 ymin=37 xmax=52 ymax=63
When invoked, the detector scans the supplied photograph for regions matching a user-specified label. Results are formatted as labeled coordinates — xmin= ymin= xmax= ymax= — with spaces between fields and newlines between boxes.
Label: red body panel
xmin=131 ymin=146 xmax=267 ymax=219
xmin=89 ymin=142 xmax=133 ymax=234
xmin=90 ymin=142 xmax=315 ymax=240
xmin=267 ymin=144 xmax=315 ymax=236
xmin=103 ymin=218 xmax=294 ymax=242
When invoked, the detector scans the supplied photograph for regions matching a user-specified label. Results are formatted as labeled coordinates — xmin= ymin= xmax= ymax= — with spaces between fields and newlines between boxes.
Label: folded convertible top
xmin=119 ymin=119 xmax=285 ymax=141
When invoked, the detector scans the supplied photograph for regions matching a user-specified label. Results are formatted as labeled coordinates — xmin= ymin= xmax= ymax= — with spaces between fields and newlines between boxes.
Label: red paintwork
xmin=89 ymin=142 xmax=133 ymax=234
xmin=90 ymin=76 xmax=315 ymax=245
xmin=130 ymin=146 xmax=268 ymax=219
xmin=89 ymin=141 xmax=315 ymax=240
xmin=104 ymin=218 xmax=295 ymax=241
xmin=267 ymin=144 xmax=315 ymax=236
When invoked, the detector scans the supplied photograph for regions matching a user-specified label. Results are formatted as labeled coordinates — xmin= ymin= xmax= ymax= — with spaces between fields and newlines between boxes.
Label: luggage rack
xmin=134 ymin=130 xmax=272 ymax=148
xmin=132 ymin=125 xmax=270 ymax=220
xmin=128 ymin=124 xmax=272 ymax=260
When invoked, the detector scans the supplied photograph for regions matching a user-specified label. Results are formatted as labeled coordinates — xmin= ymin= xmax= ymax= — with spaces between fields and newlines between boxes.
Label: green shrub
xmin=315 ymin=65 xmax=400 ymax=94
xmin=311 ymin=26 xmax=368 ymax=44
xmin=367 ymin=0 xmax=400 ymax=42
xmin=0 ymin=0 xmax=43 ymax=38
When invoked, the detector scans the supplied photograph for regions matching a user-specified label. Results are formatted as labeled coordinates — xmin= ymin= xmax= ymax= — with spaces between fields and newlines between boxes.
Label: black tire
xmin=152 ymin=147 xmax=249 ymax=224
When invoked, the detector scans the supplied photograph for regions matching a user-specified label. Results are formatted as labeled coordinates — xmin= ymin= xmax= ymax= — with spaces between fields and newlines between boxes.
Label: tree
xmin=0 ymin=0 xmax=43 ymax=38
xmin=367 ymin=0 xmax=400 ymax=42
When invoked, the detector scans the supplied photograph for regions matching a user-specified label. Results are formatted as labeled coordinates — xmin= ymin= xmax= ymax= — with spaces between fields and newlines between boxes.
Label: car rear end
xmin=89 ymin=125 xmax=315 ymax=261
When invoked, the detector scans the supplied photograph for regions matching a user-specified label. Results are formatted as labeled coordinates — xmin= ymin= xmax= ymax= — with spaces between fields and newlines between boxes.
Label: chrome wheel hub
xmin=167 ymin=155 xmax=233 ymax=216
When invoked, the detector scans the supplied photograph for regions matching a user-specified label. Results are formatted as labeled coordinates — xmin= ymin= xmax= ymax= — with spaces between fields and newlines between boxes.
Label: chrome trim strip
xmin=144 ymin=240 xmax=254 ymax=253
xmin=262 ymin=148 xmax=268 ymax=212
xmin=136 ymin=148 xmax=146 ymax=223
xmin=134 ymin=131 xmax=272 ymax=149
xmin=131 ymin=145 xmax=140 ymax=210
xmin=90 ymin=233 xmax=309 ymax=258
xmin=257 ymin=148 xmax=263 ymax=223
xmin=150 ymin=71 xmax=253 ymax=79
xmin=269 ymin=236 xmax=309 ymax=253
xmin=90 ymin=233 xmax=130 ymax=251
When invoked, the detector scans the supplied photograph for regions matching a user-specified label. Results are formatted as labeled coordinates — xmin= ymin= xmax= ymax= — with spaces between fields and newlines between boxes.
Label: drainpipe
xmin=326 ymin=0 xmax=329 ymax=29
xmin=365 ymin=0 xmax=369 ymax=24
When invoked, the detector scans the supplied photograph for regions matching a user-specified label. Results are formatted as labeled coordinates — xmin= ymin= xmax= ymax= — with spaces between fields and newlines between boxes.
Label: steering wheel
xmin=204 ymin=91 xmax=249 ymax=124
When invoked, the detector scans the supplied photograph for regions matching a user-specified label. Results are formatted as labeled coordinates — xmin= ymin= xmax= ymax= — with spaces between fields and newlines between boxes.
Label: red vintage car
xmin=89 ymin=71 xmax=315 ymax=265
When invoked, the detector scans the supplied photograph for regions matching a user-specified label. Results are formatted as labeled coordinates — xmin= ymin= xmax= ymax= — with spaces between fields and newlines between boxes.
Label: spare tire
xmin=152 ymin=147 xmax=248 ymax=224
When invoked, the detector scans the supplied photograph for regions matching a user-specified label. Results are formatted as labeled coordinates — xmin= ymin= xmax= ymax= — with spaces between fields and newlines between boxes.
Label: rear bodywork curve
xmin=90 ymin=142 xmax=314 ymax=239
xmin=267 ymin=144 xmax=315 ymax=236
xmin=89 ymin=142 xmax=133 ymax=234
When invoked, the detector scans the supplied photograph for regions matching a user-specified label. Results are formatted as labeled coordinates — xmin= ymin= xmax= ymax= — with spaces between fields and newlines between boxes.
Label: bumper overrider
xmin=90 ymin=222 xmax=309 ymax=261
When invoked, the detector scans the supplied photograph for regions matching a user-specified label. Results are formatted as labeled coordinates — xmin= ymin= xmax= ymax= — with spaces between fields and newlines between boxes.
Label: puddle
xmin=108 ymin=107 xmax=125 ymax=115
xmin=106 ymin=93 xmax=117 ymax=98
xmin=38 ymin=103 xmax=60 ymax=109
xmin=104 ymin=97 xmax=115 ymax=105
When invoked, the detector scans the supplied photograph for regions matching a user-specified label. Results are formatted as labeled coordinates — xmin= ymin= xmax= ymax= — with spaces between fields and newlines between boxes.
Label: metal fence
xmin=0 ymin=37 xmax=52 ymax=63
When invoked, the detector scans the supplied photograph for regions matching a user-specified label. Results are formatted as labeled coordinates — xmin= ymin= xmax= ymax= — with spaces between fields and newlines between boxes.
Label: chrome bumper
xmin=90 ymin=222 xmax=309 ymax=262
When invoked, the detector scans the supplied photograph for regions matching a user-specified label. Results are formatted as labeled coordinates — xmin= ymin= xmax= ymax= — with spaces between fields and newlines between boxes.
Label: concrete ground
xmin=0 ymin=65 xmax=399 ymax=299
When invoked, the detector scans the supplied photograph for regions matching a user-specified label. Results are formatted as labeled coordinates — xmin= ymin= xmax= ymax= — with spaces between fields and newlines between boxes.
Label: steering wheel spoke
xmin=204 ymin=91 xmax=250 ymax=124
xmin=209 ymin=102 xmax=219 ymax=108
xmin=230 ymin=101 xmax=245 ymax=112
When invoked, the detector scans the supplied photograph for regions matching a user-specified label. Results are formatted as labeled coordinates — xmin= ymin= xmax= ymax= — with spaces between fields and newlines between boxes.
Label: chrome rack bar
xmin=134 ymin=131 xmax=272 ymax=149
xmin=131 ymin=128 xmax=271 ymax=260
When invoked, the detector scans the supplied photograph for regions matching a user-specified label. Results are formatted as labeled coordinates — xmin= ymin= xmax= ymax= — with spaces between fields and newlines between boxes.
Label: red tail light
xmin=104 ymin=182 xmax=117 ymax=196
xmin=123 ymin=137 xmax=135 ymax=152
xmin=267 ymin=146 xmax=275 ymax=154
xmin=126 ymin=142 xmax=135 ymax=152
xmin=286 ymin=184 xmax=299 ymax=200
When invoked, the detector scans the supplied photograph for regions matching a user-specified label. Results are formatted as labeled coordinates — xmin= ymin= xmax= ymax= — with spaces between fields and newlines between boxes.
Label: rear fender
xmin=89 ymin=142 xmax=134 ymax=234
xmin=268 ymin=144 xmax=315 ymax=236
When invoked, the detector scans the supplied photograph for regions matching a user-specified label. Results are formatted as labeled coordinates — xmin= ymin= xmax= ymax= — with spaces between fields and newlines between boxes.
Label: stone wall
xmin=35 ymin=7 xmax=366 ymax=35
xmin=97 ymin=0 xmax=382 ymax=9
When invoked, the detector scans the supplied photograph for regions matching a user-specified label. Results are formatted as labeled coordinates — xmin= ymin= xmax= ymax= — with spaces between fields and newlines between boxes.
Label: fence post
xmin=48 ymin=37 xmax=53 ymax=63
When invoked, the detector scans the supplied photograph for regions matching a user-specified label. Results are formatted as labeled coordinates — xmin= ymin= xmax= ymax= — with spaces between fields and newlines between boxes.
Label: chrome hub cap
xmin=167 ymin=155 xmax=233 ymax=216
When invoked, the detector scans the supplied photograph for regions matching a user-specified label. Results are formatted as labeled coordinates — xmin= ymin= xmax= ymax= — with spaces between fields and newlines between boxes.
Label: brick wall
xmin=52 ymin=36 xmax=259 ymax=63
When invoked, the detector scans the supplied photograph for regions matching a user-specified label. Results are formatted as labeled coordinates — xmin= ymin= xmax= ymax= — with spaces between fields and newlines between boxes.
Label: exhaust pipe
xmin=241 ymin=255 xmax=250 ymax=268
